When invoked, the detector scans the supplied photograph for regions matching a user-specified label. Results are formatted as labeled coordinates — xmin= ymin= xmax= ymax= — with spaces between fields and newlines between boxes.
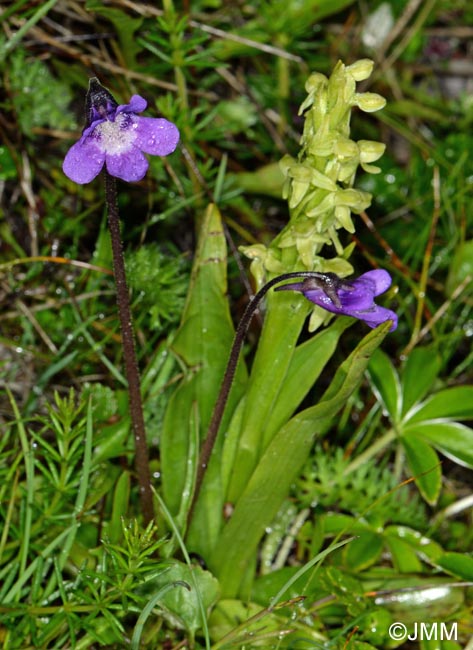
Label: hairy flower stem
xmin=104 ymin=172 xmax=154 ymax=524
xmin=187 ymin=270 xmax=330 ymax=528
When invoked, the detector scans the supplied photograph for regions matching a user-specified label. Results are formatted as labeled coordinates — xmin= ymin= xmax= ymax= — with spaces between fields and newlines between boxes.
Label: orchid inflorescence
xmin=240 ymin=59 xmax=392 ymax=332
xmin=241 ymin=60 xmax=386 ymax=285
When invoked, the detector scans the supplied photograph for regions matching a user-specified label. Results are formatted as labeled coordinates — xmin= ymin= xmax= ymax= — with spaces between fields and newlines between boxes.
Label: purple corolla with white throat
xmin=63 ymin=78 xmax=179 ymax=184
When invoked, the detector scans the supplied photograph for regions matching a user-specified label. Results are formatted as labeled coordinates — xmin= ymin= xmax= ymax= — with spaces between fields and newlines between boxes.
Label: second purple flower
xmin=276 ymin=269 xmax=398 ymax=331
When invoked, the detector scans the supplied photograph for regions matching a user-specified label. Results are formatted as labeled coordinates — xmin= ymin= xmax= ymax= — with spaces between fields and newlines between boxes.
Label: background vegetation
xmin=1 ymin=1 xmax=473 ymax=648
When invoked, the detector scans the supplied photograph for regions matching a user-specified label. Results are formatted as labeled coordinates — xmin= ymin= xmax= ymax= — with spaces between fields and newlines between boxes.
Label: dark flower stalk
xmin=187 ymin=269 xmax=397 ymax=527
xmin=104 ymin=172 xmax=154 ymax=524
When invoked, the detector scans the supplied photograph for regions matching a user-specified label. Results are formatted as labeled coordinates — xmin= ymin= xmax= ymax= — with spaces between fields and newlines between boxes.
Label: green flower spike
xmin=242 ymin=59 xmax=386 ymax=304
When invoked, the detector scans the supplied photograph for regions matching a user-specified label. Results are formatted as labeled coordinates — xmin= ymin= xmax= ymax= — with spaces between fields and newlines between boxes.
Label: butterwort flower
xmin=276 ymin=269 xmax=397 ymax=331
xmin=63 ymin=78 xmax=179 ymax=184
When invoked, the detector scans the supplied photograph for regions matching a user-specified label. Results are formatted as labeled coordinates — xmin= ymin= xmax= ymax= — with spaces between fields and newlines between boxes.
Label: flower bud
xmin=353 ymin=92 xmax=386 ymax=113
xmin=304 ymin=72 xmax=327 ymax=95
xmin=337 ymin=160 xmax=359 ymax=184
xmin=347 ymin=59 xmax=374 ymax=81
xmin=85 ymin=77 xmax=118 ymax=127
xmin=335 ymin=205 xmax=355 ymax=232
xmin=334 ymin=188 xmax=372 ymax=212
xmin=289 ymin=179 xmax=310 ymax=209
xmin=299 ymin=73 xmax=327 ymax=115
xmin=297 ymin=236 xmax=319 ymax=267
xmin=305 ymin=192 xmax=335 ymax=217
xmin=309 ymin=168 xmax=337 ymax=191
xmin=334 ymin=138 xmax=359 ymax=160
xmin=358 ymin=140 xmax=386 ymax=163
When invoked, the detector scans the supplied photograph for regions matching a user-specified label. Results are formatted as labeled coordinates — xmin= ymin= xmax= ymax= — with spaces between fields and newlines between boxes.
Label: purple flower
xmin=276 ymin=269 xmax=398 ymax=331
xmin=63 ymin=78 xmax=179 ymax=184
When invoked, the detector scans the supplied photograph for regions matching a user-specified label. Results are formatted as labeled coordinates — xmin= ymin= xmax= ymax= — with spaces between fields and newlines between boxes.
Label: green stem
xmin=343 ymin=428 xmax=397 ymax=476
xmin=104 ymin=172 xmax=154 ymax=524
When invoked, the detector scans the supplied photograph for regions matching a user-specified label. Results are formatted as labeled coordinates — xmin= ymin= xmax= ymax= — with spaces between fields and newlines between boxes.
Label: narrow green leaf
xmin=173 ymin=203 xmax=247 ymax=431
xmin=385 ymin=536 xmax=423 ymax=573
xmin=221 ymin=396 xmax=246 ymax=500
xmin=437 ymin=552 xmax=473 ymax=581
xmin=226 ymin=290 xmax=308 ymax=503
xmin=367 ymin=348 xmax=401 ymax=422
xmin=403 ymin=421 xmax=473 ymax=468
xmin=161 ymin=377 xmax=200 ymax=515
xmin=161 ymin=203 xmax=229 ymax=514
xmin=401 ymin=346 xmax=441 ymax=416
xmin=176 ymin=403 xmax=199 ymax=534
xmin=343 ymin=531 xmax=383 ymax=571
xmin=263 ymin=317 xmax=352 ymax=444
xmin=211 ymin=321 xmax=391 ymax=596
xmin=131 ymin=581 xmax=191 ymax=650
xmin=161 ymin=204 xmax=246 ymax=549
xmin=7 ymin=389 xmax=34 ymax=588
xmin=141 ymin=339 xmax=178 ymax=396
xmin=58 ymin=398 xmax=94 ymax=569
xmin=0 ymin=0 xmax=60 ymax=58
xmin=401 ymin=434 xmax=441 ymax=504
xmin=93 ymin=416 xmax=130 ymax=464
xmin=406 ymin=386 xmax=473 ymax=423
xmin=2 ymin=528 xmax=71 ymax=603
xmin=109 ymin=471 xmax=131 ymax=544
xmin=270 ymin=537 xmax=354 ymax=606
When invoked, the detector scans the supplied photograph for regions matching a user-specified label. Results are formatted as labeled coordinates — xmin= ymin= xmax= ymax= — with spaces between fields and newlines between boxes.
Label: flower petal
xmin=338 ymin=283 xmax=376 ymax=310
xmin=134 ymin=117 xmax=180 ymax=156
xmin=105 ymin=147 xmax=149 ymax=182
xmin=116 ymin=94 xmax=147 ymax=116
xmin=354 ymin=305 xmax=398 ymax=331
xmin=82 ymin=119 xmax=105 ymax=139
xmin=63 ymin=139 xmax=105 ymax=184
xmin=359 ymin=269 xmax=392 ymax=295
xmin=336 ymin=269 xmax=393 ymax=310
